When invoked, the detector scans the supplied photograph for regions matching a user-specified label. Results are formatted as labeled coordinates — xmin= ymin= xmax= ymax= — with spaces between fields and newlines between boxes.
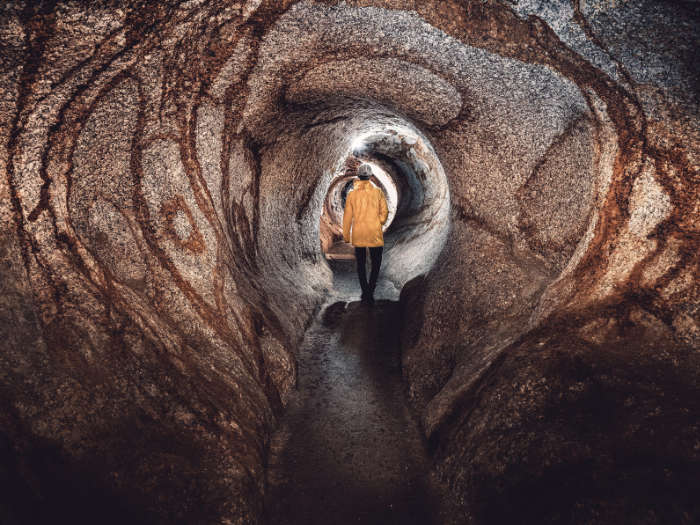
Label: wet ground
xmin=264 ymin=270 xmax=436 ymax=524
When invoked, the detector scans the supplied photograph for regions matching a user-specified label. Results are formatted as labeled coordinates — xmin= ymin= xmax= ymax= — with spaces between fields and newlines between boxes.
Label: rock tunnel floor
xmin=264 ymin=273 xmax=439 ymax=524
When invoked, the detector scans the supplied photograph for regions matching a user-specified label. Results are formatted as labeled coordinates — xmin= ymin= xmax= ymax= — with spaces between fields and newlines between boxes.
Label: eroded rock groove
xmin=1 ymin=1 xmax=698 ymax=524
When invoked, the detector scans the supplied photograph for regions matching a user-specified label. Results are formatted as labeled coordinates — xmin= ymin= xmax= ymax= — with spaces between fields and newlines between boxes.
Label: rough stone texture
xmin=0 ymin=0 xmax=698 ymax=524
xmin=396 ymin=1 xmax=700 ymax=523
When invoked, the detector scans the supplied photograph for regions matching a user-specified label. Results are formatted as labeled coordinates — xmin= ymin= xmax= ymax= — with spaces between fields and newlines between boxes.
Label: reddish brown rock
xmin=0 ymin=1 xmax=697 ymax=523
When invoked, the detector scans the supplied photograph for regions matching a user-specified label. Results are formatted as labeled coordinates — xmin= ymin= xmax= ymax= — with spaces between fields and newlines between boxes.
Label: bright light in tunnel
xmin=350 ymin=134 xmax=369 ymax=155
xmin=349 ymin=126 xmax=422 ymax=157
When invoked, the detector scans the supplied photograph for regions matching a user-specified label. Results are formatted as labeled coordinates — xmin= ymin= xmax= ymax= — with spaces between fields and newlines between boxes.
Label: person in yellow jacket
xmin=342 ymin=163 xmax=388 ymax=304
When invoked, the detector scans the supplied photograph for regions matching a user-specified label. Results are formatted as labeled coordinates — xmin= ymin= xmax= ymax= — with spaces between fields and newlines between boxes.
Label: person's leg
xmin=354 ymin=247 xmax=369 ymax=298
xmin=368 ymin=246 xmax=383 ymax=299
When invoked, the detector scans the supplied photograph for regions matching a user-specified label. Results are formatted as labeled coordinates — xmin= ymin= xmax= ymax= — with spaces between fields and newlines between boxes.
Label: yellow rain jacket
xmin=342 ymin=180 xmax=388 ymax=247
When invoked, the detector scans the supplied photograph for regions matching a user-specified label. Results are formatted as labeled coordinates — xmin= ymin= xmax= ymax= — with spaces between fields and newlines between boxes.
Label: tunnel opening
xmin=319 ymin=156 xmax=398 ymax=262
xmin=315 ymin=119 xmax=452 ymax=300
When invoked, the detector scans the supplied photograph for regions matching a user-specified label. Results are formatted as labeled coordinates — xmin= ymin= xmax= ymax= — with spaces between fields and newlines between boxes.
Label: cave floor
xmin=264 ymin=274 xmax=437 ymax=524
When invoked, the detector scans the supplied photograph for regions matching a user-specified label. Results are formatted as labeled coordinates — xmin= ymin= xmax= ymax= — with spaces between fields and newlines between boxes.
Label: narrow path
xmin=264 ymin=276 xmax=436 ymax=524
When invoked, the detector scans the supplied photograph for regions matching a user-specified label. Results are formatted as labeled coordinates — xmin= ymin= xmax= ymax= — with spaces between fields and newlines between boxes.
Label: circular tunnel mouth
xmin=318 ymin=121 xmax=451 ymax=297
xmin=320 ymin=158 xmax=398 ymax=260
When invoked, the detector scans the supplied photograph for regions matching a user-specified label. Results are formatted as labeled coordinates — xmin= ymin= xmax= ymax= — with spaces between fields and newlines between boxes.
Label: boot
xmin=367 ymin=276 xmax=378 ymax=305
xmin=360 ymin=282 xmax=370 ymax=303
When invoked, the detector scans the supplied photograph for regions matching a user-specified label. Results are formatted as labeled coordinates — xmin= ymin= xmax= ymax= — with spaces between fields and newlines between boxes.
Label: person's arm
xmin=378 ymin=190 xmax=388 ymax=225
xmin=343 ymin=194 xmax=353 ymax=242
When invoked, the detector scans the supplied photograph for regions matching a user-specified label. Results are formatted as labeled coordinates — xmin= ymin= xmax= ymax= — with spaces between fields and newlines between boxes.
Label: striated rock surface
xmin=0 ymin=1 xmax=698 ymax=523
xmin=396 ymin=1 xmax=700 ymax=523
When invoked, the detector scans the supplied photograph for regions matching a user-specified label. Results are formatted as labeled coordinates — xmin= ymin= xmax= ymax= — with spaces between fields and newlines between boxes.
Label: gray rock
xmin=0 ymin=0 xmax=697 ymax=523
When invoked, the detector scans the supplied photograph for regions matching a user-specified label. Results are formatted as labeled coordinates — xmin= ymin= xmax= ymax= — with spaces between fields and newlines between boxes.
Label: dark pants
xmin=354 ymin=246 xmax=383 ymax=297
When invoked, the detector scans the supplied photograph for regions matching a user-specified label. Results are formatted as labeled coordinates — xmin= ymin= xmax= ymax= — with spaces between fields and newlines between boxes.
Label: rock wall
xmin=0 ymin=1 xmax=698 ymax=523
xmin=396 ymin=1 xmax=700 ymax=523
xmin=1 ymin=2 xmax=323 ymax=522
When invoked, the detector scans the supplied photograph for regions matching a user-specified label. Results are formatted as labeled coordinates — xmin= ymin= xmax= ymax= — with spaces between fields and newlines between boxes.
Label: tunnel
xmin=319 ymin=122 xmax=450 ymax=298
xmin=0 ymin=1 xmax=698 ymax=524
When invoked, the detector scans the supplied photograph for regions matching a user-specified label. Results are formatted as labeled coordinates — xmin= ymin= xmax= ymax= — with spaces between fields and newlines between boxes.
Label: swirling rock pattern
xmin=0 ymin=1 xmax=697 ymax=523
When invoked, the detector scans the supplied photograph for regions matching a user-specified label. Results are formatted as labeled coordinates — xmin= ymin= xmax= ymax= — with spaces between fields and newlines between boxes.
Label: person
xmin=342 ymin=163 xmax=388 ymax=305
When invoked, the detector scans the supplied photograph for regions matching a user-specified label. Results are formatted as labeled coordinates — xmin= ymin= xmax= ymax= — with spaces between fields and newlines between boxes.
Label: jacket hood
xmin=354 ymin=179 xmax=373 ymax=189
